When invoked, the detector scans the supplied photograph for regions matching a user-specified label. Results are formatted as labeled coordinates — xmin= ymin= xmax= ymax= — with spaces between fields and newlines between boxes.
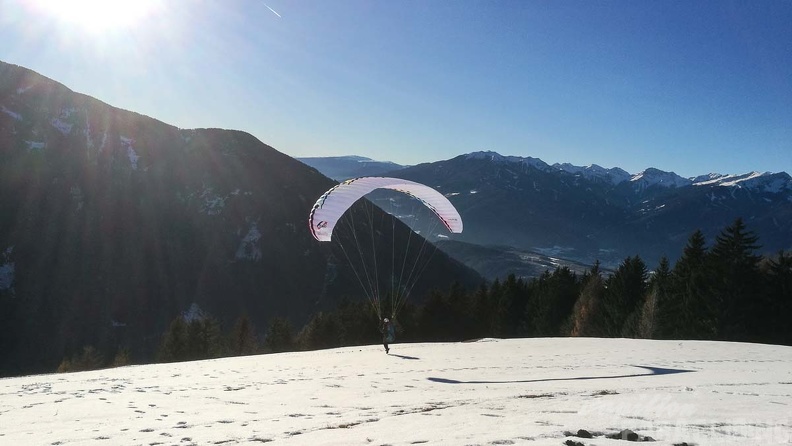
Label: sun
xmin=31 ymin=0 xmax=161 ymax=33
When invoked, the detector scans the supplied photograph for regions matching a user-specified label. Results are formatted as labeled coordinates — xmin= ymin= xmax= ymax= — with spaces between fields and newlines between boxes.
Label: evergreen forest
xmin=58 ymin=218 xmax=792 ymax=373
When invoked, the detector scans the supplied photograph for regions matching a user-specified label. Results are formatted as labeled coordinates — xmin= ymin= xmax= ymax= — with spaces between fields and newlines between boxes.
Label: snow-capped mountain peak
xmin=630 ymin=167 xmax=692 ymax=189
xmin=691 ymin=171 xmax=792 ymax=194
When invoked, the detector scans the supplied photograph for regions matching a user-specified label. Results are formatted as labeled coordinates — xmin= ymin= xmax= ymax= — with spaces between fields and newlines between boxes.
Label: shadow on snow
xmin=426 ymin=365 xmax=695 ymax=385
xmin=390 ymin=354 xmax=420 ymax=360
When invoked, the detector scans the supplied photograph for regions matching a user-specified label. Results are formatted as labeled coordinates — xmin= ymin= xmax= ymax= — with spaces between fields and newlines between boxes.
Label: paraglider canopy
xmin=308 ymin=176 xmax=464 ymax=321
xmin=309 ymin=177 xmax=463 ymax=242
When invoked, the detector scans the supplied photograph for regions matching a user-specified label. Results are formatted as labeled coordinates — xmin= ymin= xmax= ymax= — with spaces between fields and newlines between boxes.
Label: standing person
xmin=380 ymin=318 xmax=395 ymax=354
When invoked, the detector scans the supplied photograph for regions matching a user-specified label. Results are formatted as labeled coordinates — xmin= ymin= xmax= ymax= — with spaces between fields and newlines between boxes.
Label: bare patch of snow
xmin=25 ymin=140 xmax=45 ymax=152
xmin=51 ymin=107 xmax=78 ymax=134
xmin=235 ymin=222 xmax=262 ymax=261
xmin=1 ymin=105 xmax=23 ymax=120
xmin=120 ymin=136 xmax=139 ymax=170
xmin=182 ymin=303 xmax=207 ymax=322
xmin=199 ymin=186 xmax=228 ymax=215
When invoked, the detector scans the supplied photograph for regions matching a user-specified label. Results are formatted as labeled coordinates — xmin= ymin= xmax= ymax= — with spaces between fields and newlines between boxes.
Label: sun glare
xmin=31 ymin=0 xmax=161 ymax=33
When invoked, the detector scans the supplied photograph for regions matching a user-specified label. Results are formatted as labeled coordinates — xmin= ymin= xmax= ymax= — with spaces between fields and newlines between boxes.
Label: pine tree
xmin=185 ymin=317 xmax=224 ymax=360
xmin=158 ymin=315 xmax=223 ymax=362
xmin=486 ymin=279 xmax=508 ymax=337
xmin=469 ymin=282 xmax=492 ymax=338
xmin=447 ymin=282 xmax=476 ymax=340
xmin=502 ymin=274 xmax=530 ymax=336
xmin=568 ymin=262 xmax=606 ymax=337
xmin=760 ymin=250 xmax=792 ymax=344
xmin=264 ymin=316 xmax=295 ymax=353
xmin=638 ymin=256 xmax=671 ymax=339
xmin=111 ymin=348 xmax=131 ymax=367
xmin=229 ymin=314 xmax=259 ymax=356
xmin=601 ymin=256 xmax=648 ymax=337
xmin=418 ymin=289 xmax=454 ymax=341
xmin=296 ymin=312 xmax=342 ymax=350
xmin=709 ymin=218 xmax=762 ymax=340
xmin=661 ymin=230 xmax=715 ymax=339
xmin=158 ymin=317 xmax=187 ymax=362
xmin=335 ymin=299 xmax=379 ymax=346
xmin=529 ymin=267 xmax=580 ymax=336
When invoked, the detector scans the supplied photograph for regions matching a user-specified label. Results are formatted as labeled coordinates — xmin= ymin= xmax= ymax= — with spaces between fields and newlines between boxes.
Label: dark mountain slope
xmin=0 ymin=61 xmax=479 ymax=375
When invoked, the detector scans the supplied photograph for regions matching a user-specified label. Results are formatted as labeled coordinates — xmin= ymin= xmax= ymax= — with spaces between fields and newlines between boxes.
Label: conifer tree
xmin=229 ymin=314 xmax=259 ymax=356
xmin=662 ymin=230 xmax=714 ymax=339
xmin=709 ymin=218 xmax=762 ymax=339
xmin=296 ymin=312 xmax=342 ymax=350
xmin=484 ymin=278 xmax=508 ymax=337
xmin=568 ymin=262 xmax=606 ymax=337
xmin=529 ymin=267 xmax=580 ymax=336
xmin=158 ymin=317 xmax=187 ymax=362
xmin=186 ymin=317 xmax=224 ymax=360
xmin=418 ymin=289 xmax=449 ymax=341
xmin=502 ymin=274 xmax=530 ymax=336
xmin=158 ymin=315 xmax=224 ymax=362
xmin=637 ymin=256 xmax=671 ymax=339
xmin=335 ymin=299 xmax=378 ymax=346
xmin=57 ymin=346 xmax=104 ymax=372
xmin=762 ymin=251 xmax=792 ymax=344
xmin=264 ymin=316 xmax=295 ymax=353
xmin=112 ymin=348 xmax=131 ymax=367
xmin=470 ymin=282 xmax=492 ymax=338
xmin=601 ymin=256 xmax=648 ymax=337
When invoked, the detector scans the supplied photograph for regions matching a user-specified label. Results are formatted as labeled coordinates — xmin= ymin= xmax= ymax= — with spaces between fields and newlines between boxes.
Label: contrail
xmin=263 ymin=2 xmax=282 ymax=18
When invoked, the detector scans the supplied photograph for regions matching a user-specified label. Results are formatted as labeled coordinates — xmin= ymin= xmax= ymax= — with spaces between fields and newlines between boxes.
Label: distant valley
xmin=301 ymin=151 xmax=792 ymax=276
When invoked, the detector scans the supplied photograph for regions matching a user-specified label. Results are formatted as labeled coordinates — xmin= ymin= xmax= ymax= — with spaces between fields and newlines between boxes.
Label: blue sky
xmin=1 ymin=0 xmax=790 ymax=177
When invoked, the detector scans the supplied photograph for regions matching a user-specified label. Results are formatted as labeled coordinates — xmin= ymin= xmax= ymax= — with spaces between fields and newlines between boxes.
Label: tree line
xmin=57 ymin=217 xmax=791 ymax=372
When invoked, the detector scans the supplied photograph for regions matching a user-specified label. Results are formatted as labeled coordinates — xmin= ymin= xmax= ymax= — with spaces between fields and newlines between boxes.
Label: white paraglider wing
xmin=309 ymin=177 xmax=463 ymax=241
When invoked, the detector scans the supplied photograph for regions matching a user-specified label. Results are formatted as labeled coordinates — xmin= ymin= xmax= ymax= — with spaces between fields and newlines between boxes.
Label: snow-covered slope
xmin=2 ymin=338 xmax=790 ymax=445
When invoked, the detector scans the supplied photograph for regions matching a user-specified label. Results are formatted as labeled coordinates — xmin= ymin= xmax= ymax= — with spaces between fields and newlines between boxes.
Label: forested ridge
xmin=56 ymin=217 xmax=791 ymax=373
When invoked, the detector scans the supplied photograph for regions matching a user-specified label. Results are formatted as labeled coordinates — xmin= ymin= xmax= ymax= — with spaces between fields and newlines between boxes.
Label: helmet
xmin=383 ymin=318 xmax=389 ymax=323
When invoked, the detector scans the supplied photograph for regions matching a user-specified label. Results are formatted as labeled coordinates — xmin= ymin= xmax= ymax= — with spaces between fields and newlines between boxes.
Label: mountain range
xmin=303 ymin=150 xmax=792 ymax=273
xmin=0 ymin=61 xmax=478 ymax=376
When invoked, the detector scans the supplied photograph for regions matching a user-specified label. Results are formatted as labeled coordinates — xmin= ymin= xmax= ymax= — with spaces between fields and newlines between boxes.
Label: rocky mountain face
xmin=307 ymin=151 xmax=791 ymax=275
xmin=0 ymin=61 xmax=479 ymax=376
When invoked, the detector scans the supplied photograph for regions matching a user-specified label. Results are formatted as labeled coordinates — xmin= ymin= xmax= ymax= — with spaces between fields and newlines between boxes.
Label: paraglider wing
xmin=309 ymin=177 xmax=463 ymax=241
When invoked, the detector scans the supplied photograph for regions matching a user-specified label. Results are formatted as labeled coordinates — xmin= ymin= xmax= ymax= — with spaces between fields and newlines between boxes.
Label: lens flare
xmin=30 ymin=0 xmax=161 ymax=33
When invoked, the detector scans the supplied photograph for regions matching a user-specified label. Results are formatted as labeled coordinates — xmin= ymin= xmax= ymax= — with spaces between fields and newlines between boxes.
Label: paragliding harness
xmin=381 ymin=319 xmax=396 ymax=343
